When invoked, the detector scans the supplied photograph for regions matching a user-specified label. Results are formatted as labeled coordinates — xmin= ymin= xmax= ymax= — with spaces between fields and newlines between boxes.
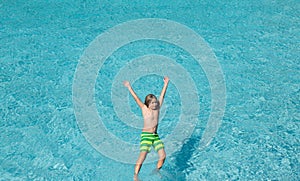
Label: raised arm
xmin=123 ymin=81 xmax=144 ymax=108
xmin=159 ymin=76 xmax=169 ymax=106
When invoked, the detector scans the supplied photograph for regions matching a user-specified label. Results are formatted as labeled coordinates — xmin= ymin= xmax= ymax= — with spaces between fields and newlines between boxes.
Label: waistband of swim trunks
xmin=141 ymin=132 xmax=158 ymax=135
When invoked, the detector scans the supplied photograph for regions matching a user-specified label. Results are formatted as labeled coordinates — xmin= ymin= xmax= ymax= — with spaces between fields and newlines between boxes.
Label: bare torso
xmin=141 ymin=105 xmax=160 ymax=133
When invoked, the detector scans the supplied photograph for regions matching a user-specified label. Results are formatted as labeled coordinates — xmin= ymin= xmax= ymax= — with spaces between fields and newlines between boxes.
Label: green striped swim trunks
xmin=140 ymin=132 xmax=164 ymax=153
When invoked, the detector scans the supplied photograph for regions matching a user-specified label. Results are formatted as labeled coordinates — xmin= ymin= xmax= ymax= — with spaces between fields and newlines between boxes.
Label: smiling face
xmin=144 ymin=94 xmax=159 ymax=110
xmin=148 ymin=98 xmax=159 ymax=110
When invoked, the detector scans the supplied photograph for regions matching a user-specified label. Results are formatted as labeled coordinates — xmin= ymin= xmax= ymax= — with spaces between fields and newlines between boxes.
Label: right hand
xmin=123 ymin=80 xmax=130 ymax=88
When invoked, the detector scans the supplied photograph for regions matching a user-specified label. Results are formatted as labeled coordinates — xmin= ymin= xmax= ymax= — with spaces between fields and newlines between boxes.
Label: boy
xmin=123 ymin=77 xmax=169 ymax=180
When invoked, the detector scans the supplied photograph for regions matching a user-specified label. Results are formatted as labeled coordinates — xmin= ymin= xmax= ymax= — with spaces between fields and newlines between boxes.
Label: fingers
xmin=163 ymin=76 xmax=169 ymax=83
xmin=123 ymin=80 xmax=130 ymax=87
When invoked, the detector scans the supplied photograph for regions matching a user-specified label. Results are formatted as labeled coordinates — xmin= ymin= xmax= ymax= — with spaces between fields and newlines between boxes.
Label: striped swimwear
xmin=140 ymin=132 xmax=164 ymax=153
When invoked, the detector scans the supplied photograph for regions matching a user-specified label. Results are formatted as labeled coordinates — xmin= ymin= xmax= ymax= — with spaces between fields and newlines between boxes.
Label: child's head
xmin=144 ymin=94 xmax=159 ymax=110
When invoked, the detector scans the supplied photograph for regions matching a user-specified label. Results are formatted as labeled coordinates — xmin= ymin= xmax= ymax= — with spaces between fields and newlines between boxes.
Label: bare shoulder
xmin=141 ymin=104 xmax=148 ymax=111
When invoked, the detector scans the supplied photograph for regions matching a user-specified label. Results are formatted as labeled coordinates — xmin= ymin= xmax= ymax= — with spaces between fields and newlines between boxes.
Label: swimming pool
xmin=1 ymin=0 xmax=299 ymax=180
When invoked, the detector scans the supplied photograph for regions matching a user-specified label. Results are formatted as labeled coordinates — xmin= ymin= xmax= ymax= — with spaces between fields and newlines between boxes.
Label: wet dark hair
xmin=144 ymin=94 xmax=157 ymax=107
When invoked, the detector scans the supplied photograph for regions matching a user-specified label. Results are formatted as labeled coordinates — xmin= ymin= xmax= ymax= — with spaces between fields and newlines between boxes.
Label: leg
xmin=134 ymin=151 xmax=148 ymax=175
xmin=135 ymin=132 xmax=152 ymax=180
xmin=156 ymin=148 xmax=166 ymax=170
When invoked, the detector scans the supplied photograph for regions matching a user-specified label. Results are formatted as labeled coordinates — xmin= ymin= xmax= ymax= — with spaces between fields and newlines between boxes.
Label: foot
xmin=133 ymin=174 xmax=140 ymax=181
xmin=151 ymin=168 xmax=162 ymax=178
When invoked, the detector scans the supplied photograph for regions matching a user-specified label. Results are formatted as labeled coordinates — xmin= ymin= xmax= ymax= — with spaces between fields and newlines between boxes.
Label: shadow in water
xmin=164 ymin=131 xmax=202 ymax=180
xmin=174 ymin=136 xmax=200 ymax=172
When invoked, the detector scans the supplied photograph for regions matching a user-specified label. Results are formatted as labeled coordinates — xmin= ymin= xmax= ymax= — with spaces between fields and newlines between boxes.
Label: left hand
xmin=163 ymin=76 xmax=169 ymax=84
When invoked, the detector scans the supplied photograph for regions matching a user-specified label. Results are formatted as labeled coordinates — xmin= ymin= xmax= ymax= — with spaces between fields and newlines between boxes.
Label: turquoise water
xmin=1 ymin=0 xmax=299 ymax=180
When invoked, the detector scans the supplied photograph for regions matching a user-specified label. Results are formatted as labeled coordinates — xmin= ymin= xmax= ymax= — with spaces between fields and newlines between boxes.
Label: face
xmin=148 ymin=98 xmax=159 ymax=110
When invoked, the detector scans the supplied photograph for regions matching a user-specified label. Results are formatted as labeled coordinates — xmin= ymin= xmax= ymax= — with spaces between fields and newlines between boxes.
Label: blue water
xmin=1 ymin=0 xmax=299 ymax=180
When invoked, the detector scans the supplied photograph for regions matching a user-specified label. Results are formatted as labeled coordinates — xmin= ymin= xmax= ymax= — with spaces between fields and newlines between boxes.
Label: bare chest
xmin=142 ymin=109 xmax=159 ymax=121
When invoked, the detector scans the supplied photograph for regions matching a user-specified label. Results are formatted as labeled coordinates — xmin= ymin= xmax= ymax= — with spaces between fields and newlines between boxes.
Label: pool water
xmin=1 ymin=0 xmax=299 ymax=180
